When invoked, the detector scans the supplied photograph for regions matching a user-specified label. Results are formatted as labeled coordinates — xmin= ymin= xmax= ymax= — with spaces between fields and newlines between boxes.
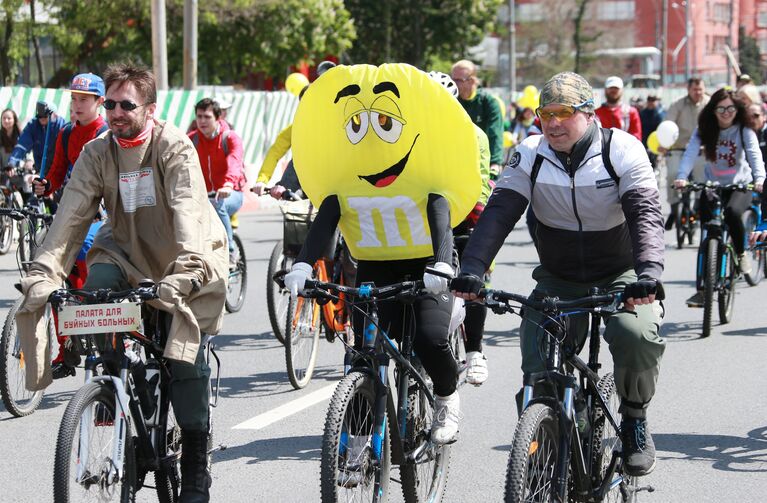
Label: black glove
xmin=450 ymin=272 xmax=484 ymax=296
xmin=624 ymin=278 xmax=665 ymax=301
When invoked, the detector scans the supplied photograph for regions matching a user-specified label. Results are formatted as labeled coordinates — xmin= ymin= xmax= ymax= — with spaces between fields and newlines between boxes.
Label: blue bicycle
xmin=742 ymin=191 xmax=765 ymax=286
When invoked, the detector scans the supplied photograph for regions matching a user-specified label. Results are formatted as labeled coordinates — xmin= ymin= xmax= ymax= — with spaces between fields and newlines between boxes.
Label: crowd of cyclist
xmin=1 ymin=59 xmax=765 ymax=503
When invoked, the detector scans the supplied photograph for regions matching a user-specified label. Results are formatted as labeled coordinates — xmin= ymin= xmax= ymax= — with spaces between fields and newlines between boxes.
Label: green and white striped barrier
xmin=0 ymin=86 xmax=298 ymax=179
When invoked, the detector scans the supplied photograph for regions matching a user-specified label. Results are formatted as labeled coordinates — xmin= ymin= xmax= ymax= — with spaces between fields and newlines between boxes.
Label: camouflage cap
xmin=539 ymin=71 xmax=595 ymax=113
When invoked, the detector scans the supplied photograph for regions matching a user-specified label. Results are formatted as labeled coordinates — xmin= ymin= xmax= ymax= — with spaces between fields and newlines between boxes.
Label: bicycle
xmin=207 ymin=192 xmax=247 ymax=313
xmin=14 ymin=195 xmax=54 ymax=273
xmin=674 ymin=185 xmax=698 ymax=249
xmin=742 ymin=191 xmax=765 ymax=286
xmin=0 ymin=182 xmax=24 ymax=254
xmin=294 ymin=273 xmax=464 ymax=502
xmin=0 ymin=297 xmax=56 ymax=417
xmin=475 ymin=285 xmax=652 ymax=502
xmin=684 ymin=182 xmax=753 ymax=338
xmin=49 ymin=283 xmax=222 ymax=502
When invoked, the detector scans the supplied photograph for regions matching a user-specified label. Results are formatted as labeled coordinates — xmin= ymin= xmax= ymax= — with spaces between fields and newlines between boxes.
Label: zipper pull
xmin=570 ymin=177 xmax=575 ymax=189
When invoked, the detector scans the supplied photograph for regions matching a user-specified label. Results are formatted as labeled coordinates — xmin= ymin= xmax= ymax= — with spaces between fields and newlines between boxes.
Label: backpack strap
xmin=529 ymin=153 xmax=545 ymax=193
xmin=60 ymin=123 xmax=74 ymax=166
xmin=600 ymin=127 xmax=620 ymax=186
xmin=221 ymin=129 xmax=230 ymax=156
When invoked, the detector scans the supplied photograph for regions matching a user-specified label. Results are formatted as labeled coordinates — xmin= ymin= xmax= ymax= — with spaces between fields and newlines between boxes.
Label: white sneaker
xmin=739 ymin=253 xmax=752 ymax=275
xmin=431 ymin=392 xmax=462 ymax=445
xmin=466 ymin=351 xmax=488 ymax=386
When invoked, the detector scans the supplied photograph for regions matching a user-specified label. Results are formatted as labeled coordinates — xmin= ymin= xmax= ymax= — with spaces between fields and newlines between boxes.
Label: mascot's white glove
xmin=423 ymin=262 xmax=453 ymax=294
xmin=284 ymin=262 xmax=313 ymax=298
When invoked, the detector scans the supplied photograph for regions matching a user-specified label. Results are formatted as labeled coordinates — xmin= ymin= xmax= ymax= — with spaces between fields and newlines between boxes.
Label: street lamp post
xmin=509 ymin=0 xmax=516 ymax=100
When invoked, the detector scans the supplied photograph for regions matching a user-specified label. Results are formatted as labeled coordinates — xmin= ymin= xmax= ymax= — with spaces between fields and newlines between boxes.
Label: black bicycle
xmin=472 ymin=286 xmax=652 ymax=502
xmin=674 ymin=186 xmax=698 ymax=249
xmin=292 ymin=274 xmax=465 ymax=503
xmin=0 ymin=200 xmax=54 ymax=273
xmin=684 ymin=182 xmax=752 ymax=338
xmin=50 ymin=283 xmax=222 ymax=502
xmin=207 ymin=192 xmax=247 ymax=313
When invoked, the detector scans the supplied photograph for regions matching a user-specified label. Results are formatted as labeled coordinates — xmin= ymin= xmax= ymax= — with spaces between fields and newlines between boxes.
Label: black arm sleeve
xmin=460 ymin=187 xmax=529 ymax=277
xmin=277 ymin=160 xmax=302 ymax=192
xmin=426 ymin=194 xmax=453 ymax=264
xmin=621 ymin=187 xmax=665 ymax=280
xmin=296 ymin=195 xmax=340 ymax=265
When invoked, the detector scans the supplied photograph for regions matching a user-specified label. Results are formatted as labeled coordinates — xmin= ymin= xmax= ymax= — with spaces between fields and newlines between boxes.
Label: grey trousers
xmin=84 ymin=263 xmax=210 ymax=431
xmin=520 ymin=266 xmax=666 ymax=418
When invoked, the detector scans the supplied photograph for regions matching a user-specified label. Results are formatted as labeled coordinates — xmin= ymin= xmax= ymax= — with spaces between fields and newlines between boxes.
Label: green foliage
xmin=0 ymin=0 xmax=30 ymax=84
xmin=738 ymin=26 xmax=762 ymax=85
xmin=344 ymin=0 xmax=502 ymax=69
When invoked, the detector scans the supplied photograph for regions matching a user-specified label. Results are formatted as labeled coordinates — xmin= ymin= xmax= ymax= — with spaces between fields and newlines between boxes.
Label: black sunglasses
xmin=103 ymin=99 xmax=148 ymax=111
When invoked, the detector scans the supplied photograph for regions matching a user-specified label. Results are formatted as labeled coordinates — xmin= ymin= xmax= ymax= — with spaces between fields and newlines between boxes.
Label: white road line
xmin=232 ymin=383 xmax=337 ymax=430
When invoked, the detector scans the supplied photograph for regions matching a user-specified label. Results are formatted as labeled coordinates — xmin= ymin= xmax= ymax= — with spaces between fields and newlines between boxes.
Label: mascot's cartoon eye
xmin=345 ymin=111 xmax=369 ymax=144
xmin=370 ymin=111 xmax=403 ymax=143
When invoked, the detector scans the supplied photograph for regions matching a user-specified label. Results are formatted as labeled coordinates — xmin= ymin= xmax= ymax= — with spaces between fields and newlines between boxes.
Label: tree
xmin=344 ymin=0 xmax=502 ymax=70
xmin=0 ymin=0 xmax=28 ymax=85
xmin=739 ymin=26 xmax=762 ymax=85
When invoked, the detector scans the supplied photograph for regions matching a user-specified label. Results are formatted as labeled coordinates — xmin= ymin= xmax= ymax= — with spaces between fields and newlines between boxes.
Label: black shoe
xmin=620 ymin=417 xmax=656 ymax=476
xmin=180 ymin=429 xmax=212 ymax=503
xmin=664 ymin=212 xmax=675 ymax=231
xmin=686 ymin=291 xmax=704 ymax=308
xmin=51 ymin=362 xmax=76 ymax=380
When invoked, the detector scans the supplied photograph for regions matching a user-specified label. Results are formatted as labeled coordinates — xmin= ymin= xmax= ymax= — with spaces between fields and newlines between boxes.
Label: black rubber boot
xmin=180 ymin=429 xmax=211 ymax=503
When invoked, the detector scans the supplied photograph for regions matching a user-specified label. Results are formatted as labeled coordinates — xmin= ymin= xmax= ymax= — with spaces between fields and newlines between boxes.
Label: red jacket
xmin=595 ymin=103 xmax=642 ymax=142
xmin=188 ymin=124 xmax=246 ymax=192
xmin=45 ymin=116 xmax=108 ymax=196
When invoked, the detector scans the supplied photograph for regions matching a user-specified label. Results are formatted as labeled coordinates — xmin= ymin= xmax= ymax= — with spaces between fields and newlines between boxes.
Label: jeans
xmin=211 ymin=190 xmax=243 ymax=253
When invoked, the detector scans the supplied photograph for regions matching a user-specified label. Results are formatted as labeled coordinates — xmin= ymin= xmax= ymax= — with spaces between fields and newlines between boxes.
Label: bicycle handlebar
xmin=48 ymin=284 xmax=159 ymax=307
xmin=264 ymin=187 xmax=301 ymax=201
xmin=679 ymin=181 xmax=754 ymax=193
xmin=0 ymin=206 xmax=53 ymax=224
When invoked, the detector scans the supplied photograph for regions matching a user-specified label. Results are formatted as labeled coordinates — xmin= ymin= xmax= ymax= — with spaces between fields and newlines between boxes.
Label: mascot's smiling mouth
xmin=359 ymin=134 xmax=419 ymax=188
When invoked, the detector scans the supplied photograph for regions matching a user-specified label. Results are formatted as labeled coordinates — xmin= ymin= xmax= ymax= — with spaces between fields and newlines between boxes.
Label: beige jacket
xmin=666 ymin=94 xmax=710 ymax=150
xmin=17 ymin=120 xmax=228 ymax=390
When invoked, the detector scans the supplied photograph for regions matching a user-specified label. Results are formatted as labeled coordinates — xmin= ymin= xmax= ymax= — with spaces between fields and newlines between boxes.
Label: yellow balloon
xmin=647 ymin=131 xmax=660 ymax=155
xmin=292 ymin=63 xmax=481 ymax=261
xmin=522 ymin=85 xmax=538 ymax=97
xmin=503 ymin=130 xmax=514 ymax=148
xmin=285 ymin=72 xmax=310 ymax=96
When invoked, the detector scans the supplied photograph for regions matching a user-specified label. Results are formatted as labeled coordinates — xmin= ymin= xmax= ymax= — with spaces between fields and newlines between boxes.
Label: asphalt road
xmin=0 ymin=205 xmax=766 ymax=502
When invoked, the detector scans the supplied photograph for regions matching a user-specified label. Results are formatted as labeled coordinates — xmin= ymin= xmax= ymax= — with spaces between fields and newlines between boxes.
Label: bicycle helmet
xmin=317 ymin=61 xmax=337 ymax=77
xmin=427 ymin=71 xmax=459 ymax=99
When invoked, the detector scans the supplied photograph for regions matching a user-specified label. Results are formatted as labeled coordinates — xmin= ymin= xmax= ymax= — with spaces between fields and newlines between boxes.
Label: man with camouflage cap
xmin=451 ymin=71 xmax=666 ymax=477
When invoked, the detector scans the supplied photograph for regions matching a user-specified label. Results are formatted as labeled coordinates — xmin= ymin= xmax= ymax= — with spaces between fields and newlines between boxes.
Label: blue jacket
xmin=8 ymin=115 xmax=66 ymax=174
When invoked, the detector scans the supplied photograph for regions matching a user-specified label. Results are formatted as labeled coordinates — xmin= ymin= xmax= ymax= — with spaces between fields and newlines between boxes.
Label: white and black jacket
xmin=461 ymin=124 xmax=665 ymax=283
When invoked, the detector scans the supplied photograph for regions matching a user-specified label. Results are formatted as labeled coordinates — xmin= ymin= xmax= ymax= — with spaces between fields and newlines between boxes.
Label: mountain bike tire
xmin=320 ymin=371 xmax=390 ymax=502
xmin=266 ymin=240 xmax=292 ymax=344
xmin=225 ymin=233 xmax=247 ymax=313
xmin=718 ymin=242 xmax=737 ymax=324
xmin=702 ymin=238 xmax=718 ymax=338
xmin=505 ymin=402 xmax=560 ymax=502
xmin=53 ymin=380 xmax=136 ymax=503
xmin=743 ymin=209 xmax=764 ymax=286
xmin=284 ymin=294 xmax=321 ymax=390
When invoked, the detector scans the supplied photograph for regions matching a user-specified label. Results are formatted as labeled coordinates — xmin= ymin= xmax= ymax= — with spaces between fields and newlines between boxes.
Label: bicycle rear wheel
xmin=266 ymin=240 xmax=293 ymax=344
xmin=702 ymin=238 xmax=718 ymax=338
xmin=718 ymin=241 xmax=737 ymax=324
xmin=284 ymin=294 xmax=321 ymax=389
xmin=225 ymin=233 xmax=247 ymax=313
xmin=591 ymin=373 xmax=637 ymax=503
xmin=0 ymin=298 xmax=53 ymax=417
xmin=53 ymin=380 xmax=136 ymax=502
xmin=400 ymin=363 xmax=451 ymax=503
xmin=154 ymin=399 xmax=182 ymax=503
xmin=743 ymin=209 xmax=764 ymax=286
xmin=505 ymin=403 xmax=560 ymax=502
xmin=320 ymin=371 xmax=390 ymax=502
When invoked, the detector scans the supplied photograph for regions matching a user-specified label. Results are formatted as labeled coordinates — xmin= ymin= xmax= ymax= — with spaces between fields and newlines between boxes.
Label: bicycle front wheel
xmin=53 ymin=380 xmax=136 ymax=503
xmin=266 ymin=240 xmax=293 ymax=344
xmin=743 ymin=209 xmax=764 ymax=286
xmin=320 ymin=371 xmax=390 ymax=502
xmin=155 ymin=402 xmax=182 ymax=503
xmin=505 ymin=403 xmax=560 ymax=502
xmin=400 ymin=364 xmax=451 ymax=503
xmin=284 ymin=294 xmax=321 ymax=389
xmin=0 ymin=198 xmax=14 ymax=255
xmin=225 ymin=233 xmax=247 ymax=313
xmin=718 ymin=241 xmax=737 ymax=324
xmin=0 ymin=298 xmax=51 ymax=417
xmin=702 ymin=238 xmax=718 ymax=338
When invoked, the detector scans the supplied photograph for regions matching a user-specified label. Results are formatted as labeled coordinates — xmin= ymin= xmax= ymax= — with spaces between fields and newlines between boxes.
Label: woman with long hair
xmin=674 ymin=88 xmax=765 ymax=305
xmin=0 ymin=108 xmax=20 ymax=168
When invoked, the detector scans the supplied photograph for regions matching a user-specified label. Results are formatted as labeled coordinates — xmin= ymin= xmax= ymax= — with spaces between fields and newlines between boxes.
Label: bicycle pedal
xmin=208 ymin=443 xmax=228 ymax=454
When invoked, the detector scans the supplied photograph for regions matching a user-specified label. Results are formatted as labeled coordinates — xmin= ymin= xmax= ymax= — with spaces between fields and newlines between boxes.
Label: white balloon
xmin=656 ymin=120 xmax=679 ymax=149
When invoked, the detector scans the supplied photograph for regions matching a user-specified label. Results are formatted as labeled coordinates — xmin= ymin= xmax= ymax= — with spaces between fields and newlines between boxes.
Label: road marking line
xmin=232 ymin=383 xmax=337 ymax=430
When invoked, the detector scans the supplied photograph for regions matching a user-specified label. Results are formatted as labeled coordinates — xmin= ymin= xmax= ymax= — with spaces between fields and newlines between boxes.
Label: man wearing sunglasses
xmin=17 ymin=63 xmax=228 ymax=503
xmin=451 ymin=71 xmax=666 ymax=478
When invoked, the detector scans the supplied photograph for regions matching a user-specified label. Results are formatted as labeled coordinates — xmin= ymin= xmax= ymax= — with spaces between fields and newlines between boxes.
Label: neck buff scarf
xmin=113 ymin=119 xmax=154 ymax=149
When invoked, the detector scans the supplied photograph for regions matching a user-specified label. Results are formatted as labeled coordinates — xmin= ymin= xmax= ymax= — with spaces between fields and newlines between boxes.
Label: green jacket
xmin=474 ymin=124 xmax=491 ymax=205
xmin=459 ymin=89 xmax=504 ymax=165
